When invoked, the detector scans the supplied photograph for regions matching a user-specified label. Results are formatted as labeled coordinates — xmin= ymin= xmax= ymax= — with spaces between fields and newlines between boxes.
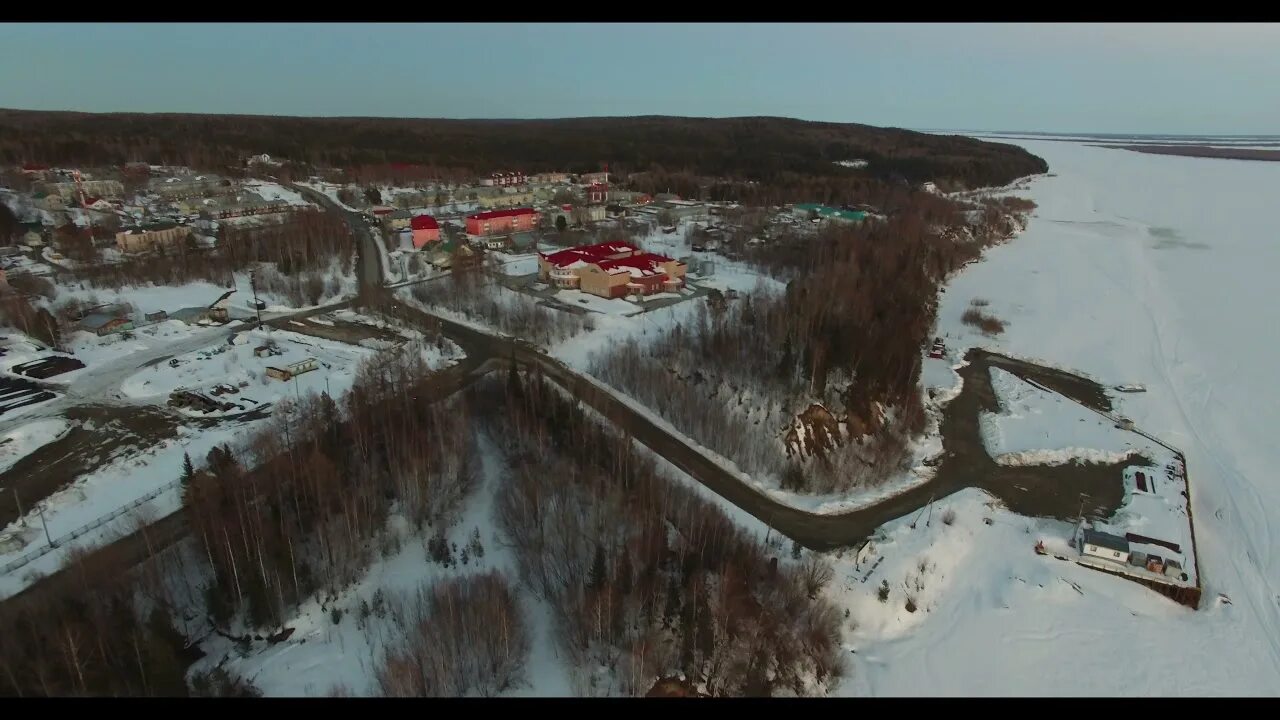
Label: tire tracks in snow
xmin=1130 ymin=230 xmax=1280 ymax=668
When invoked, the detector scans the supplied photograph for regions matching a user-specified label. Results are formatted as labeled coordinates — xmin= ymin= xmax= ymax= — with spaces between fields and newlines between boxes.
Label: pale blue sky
xmin=2 ymin=23 xmax=1278 ymax=135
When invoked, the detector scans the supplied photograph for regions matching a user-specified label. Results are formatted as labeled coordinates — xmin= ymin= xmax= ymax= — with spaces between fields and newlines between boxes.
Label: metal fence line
xmin=1 ymin=477 xmax=183 ymax=576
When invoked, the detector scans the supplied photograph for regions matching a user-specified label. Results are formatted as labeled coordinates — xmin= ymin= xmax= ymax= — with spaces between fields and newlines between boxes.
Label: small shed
xmin=145 ymin=310 xmax=168 ymax=323
xmin=253 ymin=345 xmax=272 ymax=358
xmin=78 ymin=313 xmax=133 ymax=337
xmin=1081 ymin=528 xmax=1130 ymax=564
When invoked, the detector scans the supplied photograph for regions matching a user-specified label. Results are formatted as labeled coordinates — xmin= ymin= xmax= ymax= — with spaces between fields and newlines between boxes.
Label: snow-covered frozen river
xmin=848 ymin=138 xmax=1280 ymax=695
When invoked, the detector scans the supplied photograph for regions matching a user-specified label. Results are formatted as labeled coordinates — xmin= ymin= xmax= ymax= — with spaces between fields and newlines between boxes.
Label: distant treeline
xmin=0 ymin=110 xmax=1046 ymax=192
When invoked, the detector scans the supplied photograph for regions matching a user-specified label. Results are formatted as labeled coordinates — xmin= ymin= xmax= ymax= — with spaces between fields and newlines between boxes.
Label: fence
xmin=0 ymin=477 xmax=184 ymax=576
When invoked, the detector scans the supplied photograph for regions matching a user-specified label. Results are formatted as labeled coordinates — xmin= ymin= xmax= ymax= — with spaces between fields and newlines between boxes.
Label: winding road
xmin=2 ymin=184 xmax=1140 ymax=609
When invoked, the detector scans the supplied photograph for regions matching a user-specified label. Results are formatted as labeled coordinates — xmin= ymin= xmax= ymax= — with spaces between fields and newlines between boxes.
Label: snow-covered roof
xmin=1082 ymin=529 xmax=1129 ymax=553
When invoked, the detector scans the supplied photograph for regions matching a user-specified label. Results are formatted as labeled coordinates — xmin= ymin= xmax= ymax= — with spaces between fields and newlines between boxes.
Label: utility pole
xmin=38 ymin=506 xmax=53 ymax=547
xmin=13 ymin=488 xmax=24 ymax=528
xmin=249 ymin=270 xmax=264 ymax=328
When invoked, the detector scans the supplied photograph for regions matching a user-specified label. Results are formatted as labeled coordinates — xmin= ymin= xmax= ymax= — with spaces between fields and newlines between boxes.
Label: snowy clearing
xmin=551 ymin=289 xmax=642 ymax=317
xmin=981 ymin=366 xmax=1139 ymax=467
xmin=243 ymin=181 xmax=312 ymax=207
xmin=0 ymin=418 xmax=71 ymax=475
xmin=489 ymin=251 xmax=540 ymax=277
xmin=119 ymin=328 xmax=377 ymax=409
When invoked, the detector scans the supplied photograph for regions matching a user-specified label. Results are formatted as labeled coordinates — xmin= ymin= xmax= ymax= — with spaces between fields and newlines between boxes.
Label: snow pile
xmin=980 ymin=367 xmax=1138 ymax=467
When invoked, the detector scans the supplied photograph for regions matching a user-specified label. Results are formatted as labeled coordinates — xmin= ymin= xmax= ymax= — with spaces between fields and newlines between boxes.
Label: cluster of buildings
xmin=537 ymin=240 xmax=686 ymax=298
xmin=1059 ymin=455 xmax=1200 ymax=608
xmin=7 ymin=163 xmax=317 ymax=262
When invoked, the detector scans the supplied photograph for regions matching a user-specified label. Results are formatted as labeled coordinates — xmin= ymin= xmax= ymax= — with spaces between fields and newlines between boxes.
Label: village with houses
xmin=0 ymin=141 xmax=1218 ymax=697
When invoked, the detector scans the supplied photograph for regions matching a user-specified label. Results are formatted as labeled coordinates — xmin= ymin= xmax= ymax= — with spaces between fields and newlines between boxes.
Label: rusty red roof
xmin=410 ymin=215 xmax=439 ymax=231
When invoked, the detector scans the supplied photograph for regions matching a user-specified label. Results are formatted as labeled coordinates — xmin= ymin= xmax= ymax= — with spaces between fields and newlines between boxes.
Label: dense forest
xmin=481 ymin=371 xmax=844 ymax=695
xmin=0 ymin=110 xmax=1046 ymax=192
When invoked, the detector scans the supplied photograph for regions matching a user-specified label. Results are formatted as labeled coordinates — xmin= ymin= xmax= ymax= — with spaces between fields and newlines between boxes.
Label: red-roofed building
xmin=586 ymin=183 xmax=609 ymax=204
xmin=538 ymin=240 xmax=686 ymax=298
xmin=465 ymin=208 xmax=539 ymax=238
xmin=410 ymin=214 xmax=440 ymax=249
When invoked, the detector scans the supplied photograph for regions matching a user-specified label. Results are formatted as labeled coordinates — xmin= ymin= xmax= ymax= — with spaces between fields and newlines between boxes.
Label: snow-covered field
xmin=0 ymin=418 xmax=70 ymax=475
xmin=243 ymin=181 xmax=312 ymax=207
xmin=0 ymin=330 xmax=383 ymax=599
xmin=551 ymin=289 xmax=642 ymax=317
xmin=53 ymin=274 xmax=292 ymax=320
xmin=835 ymin=137 xmax=1280 ymax=695
xmin=57 ymin=321 xmax=226 ymax=381
xmin=489 ymin=251 xmax=540 ymax=277
xmin=980 ymin=366 xmax=1138 ymax=466
xmin=0 ymin=419 xmax=249 ymax=599
xmin=119 ymin=328 xmax=376 ymax=408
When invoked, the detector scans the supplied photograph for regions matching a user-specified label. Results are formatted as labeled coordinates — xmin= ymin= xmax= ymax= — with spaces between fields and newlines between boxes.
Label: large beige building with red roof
xmin=538 ymin=241 xmax=686 ymax=299
xmin=466 ymin=207 xmax=540 ymax=237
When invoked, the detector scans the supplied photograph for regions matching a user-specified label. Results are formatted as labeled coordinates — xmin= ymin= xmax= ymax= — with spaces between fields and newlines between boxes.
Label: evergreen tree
xmin=180 ymin=452 xmax=195 ymax=485
xmin=791 ymin=539 xmax=803 ymax=560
